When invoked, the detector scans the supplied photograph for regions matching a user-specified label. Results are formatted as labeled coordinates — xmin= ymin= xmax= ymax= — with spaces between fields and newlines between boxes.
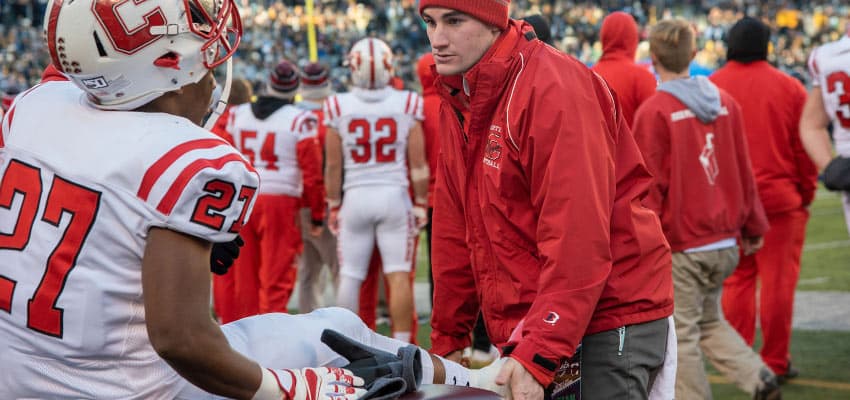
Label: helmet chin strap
xmin=203 ymin=56 xmax=233 ymax=131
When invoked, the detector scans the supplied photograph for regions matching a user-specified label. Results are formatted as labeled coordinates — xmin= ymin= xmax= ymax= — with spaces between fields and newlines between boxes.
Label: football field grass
xmin=402 ymin=187 xmax=850 ymax=398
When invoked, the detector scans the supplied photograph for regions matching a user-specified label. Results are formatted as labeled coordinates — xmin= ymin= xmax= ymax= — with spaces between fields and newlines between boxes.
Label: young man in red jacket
xmin=711 ymin=17 xmax=818 ymax=384
xmin=632 ymin=19 xmax=780 ymax=400
xmin=420 ymin=2 xmax=675 ymax=398
xmin=592 ymin=11 xmax=658 ymax=127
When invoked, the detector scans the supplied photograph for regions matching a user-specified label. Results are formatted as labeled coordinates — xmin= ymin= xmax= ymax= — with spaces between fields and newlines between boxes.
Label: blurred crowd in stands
xmin=2 ymin=0 xmax=849 ymax=93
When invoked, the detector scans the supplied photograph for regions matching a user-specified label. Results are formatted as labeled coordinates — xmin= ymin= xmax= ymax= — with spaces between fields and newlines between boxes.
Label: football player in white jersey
xmin=801 ymin=33 xmax=850 ymax=235
xmin=215 ymin=60 xmax=325 ymax=323
xmin=324 ymin=38 xmax=429 ymax=344
xmin=0 ymin=0 xmax=370 ymax=398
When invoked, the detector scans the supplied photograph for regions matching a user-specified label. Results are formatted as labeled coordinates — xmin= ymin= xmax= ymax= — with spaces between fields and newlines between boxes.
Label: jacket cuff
xmin=507 ymin=339 xmax=559 ymax=387
xmin=430 ymin=333 xmax=471 ymax=358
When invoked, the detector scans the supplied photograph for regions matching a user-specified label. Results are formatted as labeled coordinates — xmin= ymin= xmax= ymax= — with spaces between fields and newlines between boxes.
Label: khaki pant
xmin=297 ymin=208 xmax=339 ymax=313
xmin=673 ymin=247 xmax=768 ymax=399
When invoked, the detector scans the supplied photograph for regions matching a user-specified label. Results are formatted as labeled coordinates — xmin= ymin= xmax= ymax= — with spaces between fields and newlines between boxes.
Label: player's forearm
xmin=151 ymin=321 xmax=263 ymax=399
xmin=800 ymin=125 xmax=834 ymax=171
xmin=325 ymin=163 xmax=342 ymax=205
xmin=411 ymin=171 xmax=429 ymax=205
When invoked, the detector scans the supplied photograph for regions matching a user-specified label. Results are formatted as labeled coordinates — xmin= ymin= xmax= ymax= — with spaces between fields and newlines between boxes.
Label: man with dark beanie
xmin=592 ymin=11 xmax=658 ymax=127
xmin=521 ymin=14 xmax=552 ymax=45
xmin=420 ymin=1 xmax=676 ymax=398
xmin=711 ymin=16 xmax=817 ymax=384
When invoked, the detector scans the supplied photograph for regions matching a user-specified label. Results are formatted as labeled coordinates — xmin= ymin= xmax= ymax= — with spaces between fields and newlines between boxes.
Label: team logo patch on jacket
xmin=483 ymin=125 xmax=504 ymax=169
xmin=543 ymin=311 xmax=560 ymax=325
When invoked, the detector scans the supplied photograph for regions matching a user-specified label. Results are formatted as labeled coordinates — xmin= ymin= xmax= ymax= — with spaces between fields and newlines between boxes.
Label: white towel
xmin=648 ymin=316 xmax=678 ymax=400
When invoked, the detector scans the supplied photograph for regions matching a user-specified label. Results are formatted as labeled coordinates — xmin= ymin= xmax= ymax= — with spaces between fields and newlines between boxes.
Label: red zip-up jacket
xmin=430 ymin=20 xmax=673 ymax=385
xmin=632 ymin=87 xmax=769 ymax=252
xmin=710 ymin=61 xmax=818 ymax=213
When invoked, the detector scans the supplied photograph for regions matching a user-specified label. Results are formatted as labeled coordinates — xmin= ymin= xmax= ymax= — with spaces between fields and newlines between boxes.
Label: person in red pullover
xmin=711 ymin=17 xmax=817 ymax=383
xmin=219 ymin=60 xmax=326 ymax=322
xmin=592 ymin=11 xmax=658 ymax=127
xmin=632 ymin=19 xmax=780 ymax=400
xmin=420 ymin=1 xmax=676 ymax=398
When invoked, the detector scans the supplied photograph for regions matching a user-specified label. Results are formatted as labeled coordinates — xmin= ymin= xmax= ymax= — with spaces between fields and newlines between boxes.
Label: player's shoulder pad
xmin=399 ymin=90 xmax=424 ymax=120
xmin=137 ymin=125 xmax=259 ymax=242
xmin=323 ymin=94 xmax=343 ymax=125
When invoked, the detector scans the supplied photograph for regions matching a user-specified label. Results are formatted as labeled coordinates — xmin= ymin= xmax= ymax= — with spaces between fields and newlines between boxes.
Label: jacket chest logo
xmin=483 ymin=124 xmax=504 ymax=170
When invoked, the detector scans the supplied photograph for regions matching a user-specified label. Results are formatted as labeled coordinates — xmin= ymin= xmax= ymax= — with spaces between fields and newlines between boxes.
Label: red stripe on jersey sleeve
xmin=156 ymin=153 xmax=255 ymax=215
xmin=404 ymin=92 xmax=413 ymax=115
xmin=333 ymin=96 xmax=342 ymax=119
xmin=291 ymin=110 xmax=309 ymax=132
xmin=412 ymin=94 xmax=421 ymax=117
xmin=138 ymin=138 xmax=229 ymax=200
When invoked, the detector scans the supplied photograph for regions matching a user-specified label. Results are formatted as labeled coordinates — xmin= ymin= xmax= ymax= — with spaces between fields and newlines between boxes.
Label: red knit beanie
xmin=418 ymin=0 xmax=510 ymax=30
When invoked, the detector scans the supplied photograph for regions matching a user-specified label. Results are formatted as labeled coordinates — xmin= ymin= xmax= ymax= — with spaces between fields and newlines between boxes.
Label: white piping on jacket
xmin=504 ymin=52 xmax=525 ymax=152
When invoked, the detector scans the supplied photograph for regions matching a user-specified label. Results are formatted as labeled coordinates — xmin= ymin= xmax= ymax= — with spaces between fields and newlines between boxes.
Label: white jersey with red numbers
xmin=809 ymin=35 xmax=850 ymax=156
xmin=324 ymin=87 xmax=423 ymax=191
xmin=227 ymin=103 xmax=318 ymax=196
xmin=0 ymin=81 xmax=259 ymax=399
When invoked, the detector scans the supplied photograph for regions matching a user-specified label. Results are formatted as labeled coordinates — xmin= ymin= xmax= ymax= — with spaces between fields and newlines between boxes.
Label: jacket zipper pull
xmin=453 ymin=108 xmax=468 ymax=143
xmin=617 ymin=326 xmax=626 ymax=356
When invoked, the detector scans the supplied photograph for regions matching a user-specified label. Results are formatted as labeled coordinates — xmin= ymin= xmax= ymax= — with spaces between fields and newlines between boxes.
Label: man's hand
xmin=270 ymin=367 xmax=366 ymax=400
xmin=444 ymin=349 xmax=469 ymax=368
xmin=468 ymin=357 xmax=512 ymax=399
xmin=309 ymin=220 xmax=324 ymax=238
xmin=210 ymin=235 xmax=243 ymax=275
xmin=742 ymin=236 xmax=764 ymax=256
xmin=494 ymin=358 xmax=544 ymax=400
xmin=412 ymin=204 xmax=429 ymax=230
xmin=328 ymin=207 xmax=341 ymax=236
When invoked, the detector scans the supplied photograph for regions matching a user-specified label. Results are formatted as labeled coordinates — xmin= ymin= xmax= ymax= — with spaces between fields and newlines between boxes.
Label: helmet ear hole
xmin=92 ymin=31 xmax=108 ymax=57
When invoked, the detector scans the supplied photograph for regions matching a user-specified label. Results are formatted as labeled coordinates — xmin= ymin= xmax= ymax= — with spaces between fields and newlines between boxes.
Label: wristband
xmin=327 ymin=198 xmax=341 ymax=209
xmin=252 ymin=368 xmax=285 ymax=400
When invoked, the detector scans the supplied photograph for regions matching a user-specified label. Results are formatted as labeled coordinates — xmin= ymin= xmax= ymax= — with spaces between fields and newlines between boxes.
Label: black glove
xmin=210 ymin=235 xmax=244 ymax=275
xmin=359 ymin=377 xmax=408 ymax=400
xmin=321 ymin=329 xmax=422 ymax=395
xmin=823 ymin=156 xmax=850 ymax=191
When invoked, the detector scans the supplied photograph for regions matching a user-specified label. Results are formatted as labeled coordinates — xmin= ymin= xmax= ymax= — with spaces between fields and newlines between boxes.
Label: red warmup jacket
xmin=430 ymin=20 xmax=673 ymax=385
xmin=591 ymin=11 xmax=657 ymax=127
xmin=632 ymin=84 xmax=769 ymax=252
xmin=710 ymin=61 xmax=818 ymax=213
xmin=417 ymin=53 xmax=442 ymax=207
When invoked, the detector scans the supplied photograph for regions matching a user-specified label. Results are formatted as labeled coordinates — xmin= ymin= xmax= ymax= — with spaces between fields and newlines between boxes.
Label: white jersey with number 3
xmin=324 ymin=87 xmax=423 ymax=191
xmin=0 ymin=81 xmax=259 ymax=399
xmin=808 ymin=35 xmax=850 ymax=156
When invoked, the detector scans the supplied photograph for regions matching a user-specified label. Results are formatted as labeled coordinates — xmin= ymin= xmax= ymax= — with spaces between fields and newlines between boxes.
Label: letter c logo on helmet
xmin=44 ymin=0 xmax=242 ymax=110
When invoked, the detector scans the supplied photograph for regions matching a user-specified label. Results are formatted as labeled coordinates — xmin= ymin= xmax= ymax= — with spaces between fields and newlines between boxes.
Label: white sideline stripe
xmin=803 ymin=240 xmax=850 ymax=252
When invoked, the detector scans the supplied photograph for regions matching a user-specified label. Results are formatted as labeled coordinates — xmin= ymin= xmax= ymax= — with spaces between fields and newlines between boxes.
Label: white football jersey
xmin=227 ymin=102 xmax=319 ymax=196
xmin=809 ymin=35 xmax=850 ymax=156
xmin=324 ymin=87 xmax=423 ymax=190
xmin=0 ymin=81 xmax=258 ymax=399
